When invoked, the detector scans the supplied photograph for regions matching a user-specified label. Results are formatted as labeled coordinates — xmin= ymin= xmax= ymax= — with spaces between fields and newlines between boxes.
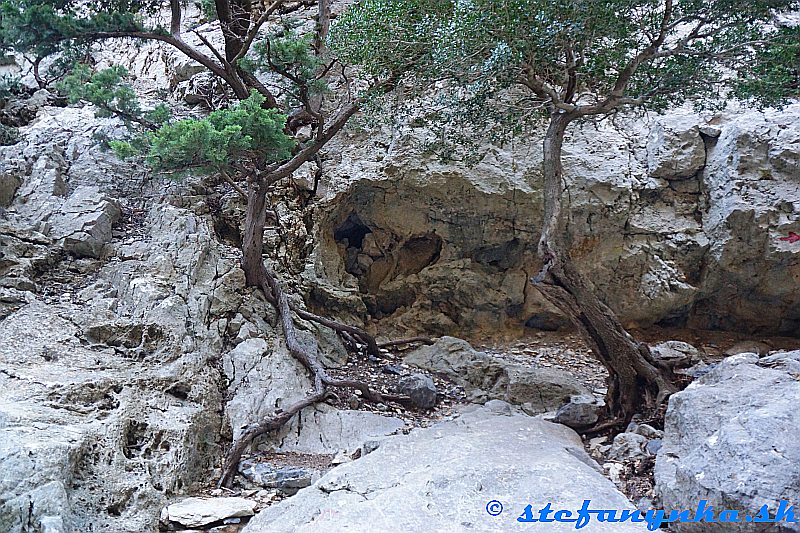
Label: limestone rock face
xmin=242 ymin=406 xmax=648 ymax=533
xmin=49 ymin=186 xmax=121 ymax=258
xmin=308 ymin=106 xmax=800 ymax=337
xmin=0 ymin=107 xmax=233 ymax=532
xmin=655 ymin=351 xmax=800 ymax=532
xmin=647 ymin=114 xmax=706 ymax=179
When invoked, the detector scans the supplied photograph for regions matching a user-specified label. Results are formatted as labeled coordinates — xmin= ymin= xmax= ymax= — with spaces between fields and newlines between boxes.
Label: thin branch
xmin=220 ymin=169 xmax=248 ymax=199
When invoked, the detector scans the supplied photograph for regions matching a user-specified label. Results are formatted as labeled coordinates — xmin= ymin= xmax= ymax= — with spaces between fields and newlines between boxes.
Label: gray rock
xmin=0 ymin=222 xmax=52 ymax=291
xmin=655 ymin=351 xmax=800 ymax=532
xmin=651 ymin=341 xmax=701 ymax=364
xmin=608 ymin=432 xmax=649 ymax=461
xmin=396 ymin=373 xmax=437 ymax=409
xmin=49 ymin=186 xmax=121 ymax=258
xmin=160 ymin=497 xmax=255 ymax=528
xmin=241 ymin=407 xmax=647 ymax=533
xmin=647 ymin=114 xmax=706 ymax=179
xmin=483 ymin=399 xmax=513 ymax=415
xmin=224 ymin=337 xmax=405 ymax=454
xmin=271 ymin=405 xmax=406 ymax=455
xmin=551 ymin=395 xmax=605 ymax=429
xmin=0 ymin=171 xmax=21 ymax=207
xmin=0 ymin=194 xmax=233 ymax=532
xmin=634 ymin=423 xmax=663 ymax=440
xmin=645 ymin=439 xmax=662 ymax=455
xmin=239 ymin=460 xmax=316 ymax=492
xmin=404 ymin=337 xmax=590 ymax=412
xmin=677 ymin=360 xmax=716 ymax=379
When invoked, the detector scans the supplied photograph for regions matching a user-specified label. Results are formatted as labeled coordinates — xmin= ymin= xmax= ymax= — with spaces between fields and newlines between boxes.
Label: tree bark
xmin=535 ymin=111 xmax=677 ymax=428
xmin=242 ymin=178 xmax=269 ymax=286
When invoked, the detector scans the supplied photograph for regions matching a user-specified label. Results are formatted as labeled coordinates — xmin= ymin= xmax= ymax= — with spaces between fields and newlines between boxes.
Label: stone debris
xmin=403 ymin=336 xmax=591 ymax=413
xmin=160 ymin=497 xmax=256 ymax=528
xmin=395 ymin=373 xmax=437 ymax=409
xmin=551 ymin=394 xmax=605 ymax=429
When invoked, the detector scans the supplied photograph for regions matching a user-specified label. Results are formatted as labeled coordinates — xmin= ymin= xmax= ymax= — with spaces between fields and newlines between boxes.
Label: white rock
xmin=161 ymin=497 xmax=255 ymax=528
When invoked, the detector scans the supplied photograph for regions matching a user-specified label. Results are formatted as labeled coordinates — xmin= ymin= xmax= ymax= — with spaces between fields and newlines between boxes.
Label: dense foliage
xmin=0 ymin=0 xmax=159 ymax=56
xmin=0 ymin=1 xmax=336 ymax=176
xmin=59 ymin=65 xmax=169 ymax=126
xmin=144 ymin=91 xmax=294 ymax=172
xmin=331 ymin=0 xmax=800 ymax=143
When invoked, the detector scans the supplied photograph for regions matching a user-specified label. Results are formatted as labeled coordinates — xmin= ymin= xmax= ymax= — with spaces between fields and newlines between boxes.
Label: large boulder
xmin=242 ymin=406 xmax=647 ymax=533
xmin=403 ymin=336 xmax=590 ymax=412
xmin=655 ymin=351 xmax=800 ymax=532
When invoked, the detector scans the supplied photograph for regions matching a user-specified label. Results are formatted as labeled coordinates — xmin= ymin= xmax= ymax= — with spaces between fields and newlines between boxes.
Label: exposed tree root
xmin=535 ymin=254 xmax=678 ymax=428
xmin=250 ymin=275 xmax=383 ymax=357
xmin=376 ymin=336 xmax=435 ymax=349
xmin=218 ymin=262 xmax=411 ymax=488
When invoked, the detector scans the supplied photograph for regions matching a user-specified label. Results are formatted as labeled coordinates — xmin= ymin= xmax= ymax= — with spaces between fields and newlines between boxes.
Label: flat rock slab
xmin=242 ymin=406 xmax=646 ymax=532
xmin=161 ymin=497 xmax=256 ymax=528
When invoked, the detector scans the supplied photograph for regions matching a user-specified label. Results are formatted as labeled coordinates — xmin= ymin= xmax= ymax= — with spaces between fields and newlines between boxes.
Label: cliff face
xmin=308 ymin=106 xmax=800 ymax=338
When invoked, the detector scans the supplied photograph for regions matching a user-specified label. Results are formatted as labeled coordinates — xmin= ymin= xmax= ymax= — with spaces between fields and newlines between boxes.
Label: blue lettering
xmin=645 ymin=509 xmax=667 ymax=531
xmin=574 ymin=500 xmax=593 ymax=530
xmin=752 ymin=504 xmax=772 ymax=523
xmin=517 ymin=504 xmax=536 ymax=523
xmin=537 ymin=503 xmax=555 ymax=522
xmin=553 ymin=509 xmax=576 ymax=522
xmin=718 ymin=510 xmax=741 ymax=523
xmin=775 ymin=500 xmax=797 ymax=523
xmin=692 ymin=500 xmax=716 ymax=523
xmin=596 ymin=510 xmax=620 ymax=522
xmin=619 ymin=509 xmax=645 ymax=522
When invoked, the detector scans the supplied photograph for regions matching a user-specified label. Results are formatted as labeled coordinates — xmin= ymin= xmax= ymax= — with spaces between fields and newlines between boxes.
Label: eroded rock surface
xmin=655 ymin=351 xmax=800 ymax=532
xmin=308 ymin=106 xmax=800 ymax=338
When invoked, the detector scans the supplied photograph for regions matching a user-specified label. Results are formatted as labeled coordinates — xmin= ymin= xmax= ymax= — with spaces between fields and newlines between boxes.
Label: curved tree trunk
xmin=535 ymin=112 xmax=677 ymax=428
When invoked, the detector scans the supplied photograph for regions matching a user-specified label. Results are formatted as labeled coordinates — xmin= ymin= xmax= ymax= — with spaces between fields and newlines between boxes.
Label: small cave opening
xmin=334 ymin=212 xmax=371 ymax=249
xmin=395 ymin=233 xmax=443 ymax=277
xmin=472 ymin=238 xmax=523 ymax=271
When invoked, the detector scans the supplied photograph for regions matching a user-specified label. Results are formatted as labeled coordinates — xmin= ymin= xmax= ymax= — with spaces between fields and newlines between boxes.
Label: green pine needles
xmin=106 ymin=90 xmax=294 ymax=173
xmin=145 ymin=91 xmax=294 ymax=172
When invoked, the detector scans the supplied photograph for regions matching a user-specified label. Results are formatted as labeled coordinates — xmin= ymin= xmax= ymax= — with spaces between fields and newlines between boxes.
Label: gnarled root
xmin=218 ymin=262 xmax=410 ymax=488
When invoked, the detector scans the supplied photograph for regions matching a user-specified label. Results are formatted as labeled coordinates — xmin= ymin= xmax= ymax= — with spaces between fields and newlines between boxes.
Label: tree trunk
xmin=216 ymin=0 xmax=252 ymax=62
xmin=535 ymin=112 xmax=677 ymax=428
xmin=242 ymin=178 xmax=269 ymax=287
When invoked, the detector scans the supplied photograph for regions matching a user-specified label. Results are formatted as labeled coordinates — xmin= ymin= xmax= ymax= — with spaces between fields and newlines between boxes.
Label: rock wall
xmin=307 ymin=106 xmax=800 ymax=338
